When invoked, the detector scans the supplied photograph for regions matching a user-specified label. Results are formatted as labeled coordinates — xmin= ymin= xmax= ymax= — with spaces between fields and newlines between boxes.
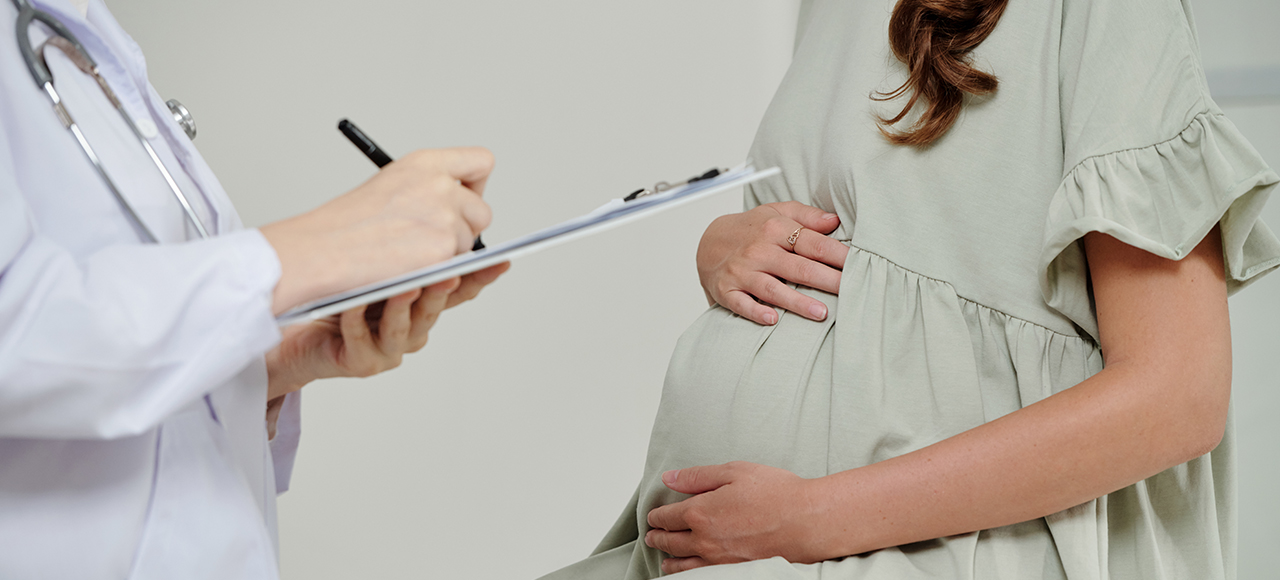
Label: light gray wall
xmin=1224 ymin=100 xmax=1280 ymax=579
xmin=107 ymin=1 xmax=1277 ymax=578
xmin=1194 ymin=2 xmax=1280 ymax=578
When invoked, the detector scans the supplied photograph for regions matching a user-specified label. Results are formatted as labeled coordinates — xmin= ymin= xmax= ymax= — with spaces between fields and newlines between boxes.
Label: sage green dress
xmin=542 ymin=0 xmax=1280 ymax=578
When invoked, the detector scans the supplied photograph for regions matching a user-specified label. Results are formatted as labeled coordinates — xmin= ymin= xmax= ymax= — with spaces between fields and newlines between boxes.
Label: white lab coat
xmin=0 ymin=0 xmax=299 ymax=578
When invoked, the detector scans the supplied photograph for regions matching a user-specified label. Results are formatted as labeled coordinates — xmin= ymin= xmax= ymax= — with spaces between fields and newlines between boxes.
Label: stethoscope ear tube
xmin=14 ymin=0 xmax=93 ymax=87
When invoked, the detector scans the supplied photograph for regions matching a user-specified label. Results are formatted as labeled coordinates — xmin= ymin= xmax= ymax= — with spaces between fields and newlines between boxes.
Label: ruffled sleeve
xmin=1039 ymin=0 xmax=1280 ymax=341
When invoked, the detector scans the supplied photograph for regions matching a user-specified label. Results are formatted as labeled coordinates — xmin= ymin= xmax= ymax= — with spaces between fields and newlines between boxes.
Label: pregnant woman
xmin=544 ymin=0 xmax=1279 ymax=578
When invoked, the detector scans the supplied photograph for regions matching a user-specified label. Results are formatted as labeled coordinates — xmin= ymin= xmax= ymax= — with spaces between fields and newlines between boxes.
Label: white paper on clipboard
xmin=275 ymin=163 xmax=781 ymax=326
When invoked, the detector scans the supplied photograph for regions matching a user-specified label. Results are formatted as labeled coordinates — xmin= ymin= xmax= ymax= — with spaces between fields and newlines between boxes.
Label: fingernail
xmin=662 ymin=470 xmax=679 ymax=485
xmin=809 ymin=303 xmax=827 ymax=320
xmin=644 ymin=531 xmax=655 ymax=548
xmin=764 ymin=312 xmax=778 ymax=325
xmin=823 ymin=213 xmax=838 ymax=220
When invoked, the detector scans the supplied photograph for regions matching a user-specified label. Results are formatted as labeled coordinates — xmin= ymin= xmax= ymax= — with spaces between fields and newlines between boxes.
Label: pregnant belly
xmin=636 ymin=263 xmax=993 ymax=517
xmin=641 ymin=289 xmax=842 ymax=487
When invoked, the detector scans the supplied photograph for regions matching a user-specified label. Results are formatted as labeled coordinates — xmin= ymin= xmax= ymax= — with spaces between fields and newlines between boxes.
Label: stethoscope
xmin=13 ymin=0 xmax=209 ymax=243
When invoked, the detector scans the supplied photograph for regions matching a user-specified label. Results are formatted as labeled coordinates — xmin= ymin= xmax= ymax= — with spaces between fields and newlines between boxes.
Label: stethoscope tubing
xmin=13 ymin=0 xmax=211 ymax=243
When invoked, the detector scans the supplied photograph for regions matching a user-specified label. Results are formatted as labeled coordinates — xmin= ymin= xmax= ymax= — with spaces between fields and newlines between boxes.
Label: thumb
xmin=773 ymin=201 xmax=839 ymax=234
xmin=662 ymin=464 xmax=737 ymax=495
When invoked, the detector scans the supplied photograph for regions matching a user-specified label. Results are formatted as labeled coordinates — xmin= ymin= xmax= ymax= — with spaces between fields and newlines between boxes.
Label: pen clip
xmin=624 ymin=167 xmax=725 ymax=202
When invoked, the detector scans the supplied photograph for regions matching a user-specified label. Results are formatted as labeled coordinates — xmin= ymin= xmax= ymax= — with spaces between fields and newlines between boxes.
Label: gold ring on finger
xmin=787 ymin=227 xmax=804 ymax=251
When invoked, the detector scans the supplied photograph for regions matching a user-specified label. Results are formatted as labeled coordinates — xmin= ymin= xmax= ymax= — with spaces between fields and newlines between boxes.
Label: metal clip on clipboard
xmin=623 ymin=168 xmax=726 ymax=202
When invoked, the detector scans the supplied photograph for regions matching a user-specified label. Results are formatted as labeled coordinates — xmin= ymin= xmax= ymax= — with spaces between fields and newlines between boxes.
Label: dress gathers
xmin=542 ymin=0 xmax=1280 ymax=578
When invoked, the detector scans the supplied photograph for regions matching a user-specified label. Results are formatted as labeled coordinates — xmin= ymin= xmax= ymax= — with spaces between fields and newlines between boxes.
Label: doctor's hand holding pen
xmin=257 ymin=147 xmax=510 ymax=402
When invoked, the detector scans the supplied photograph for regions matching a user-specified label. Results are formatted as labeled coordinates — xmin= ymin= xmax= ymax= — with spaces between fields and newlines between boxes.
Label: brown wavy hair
xmin=875 ymin=0 xmax=1010 ymax=146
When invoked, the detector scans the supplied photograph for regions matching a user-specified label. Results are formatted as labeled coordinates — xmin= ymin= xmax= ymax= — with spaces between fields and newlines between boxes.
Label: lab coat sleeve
xmin=269 ymin=391 xmax=301 ymax=493
xmin=0 ymin=160 xmax=284 ymax=440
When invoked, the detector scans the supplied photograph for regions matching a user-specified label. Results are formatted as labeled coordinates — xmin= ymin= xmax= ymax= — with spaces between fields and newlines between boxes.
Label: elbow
xmin=1113 ymin=350 xmax=1232 ymax=469
xmin=1182 ymin=408 xmax=1227 ymax=462
xmin=1166 ymin=364 xmax=1231 ymax=465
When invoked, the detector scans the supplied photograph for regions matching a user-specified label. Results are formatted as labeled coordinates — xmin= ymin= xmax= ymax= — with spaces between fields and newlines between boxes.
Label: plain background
xmin=107 ymin=1 xmax=1278 ymax=578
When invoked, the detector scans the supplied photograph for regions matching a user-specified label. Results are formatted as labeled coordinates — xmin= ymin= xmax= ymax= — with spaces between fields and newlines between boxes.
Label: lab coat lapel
xmin=89 ymin=0 xmax=240 ymax=234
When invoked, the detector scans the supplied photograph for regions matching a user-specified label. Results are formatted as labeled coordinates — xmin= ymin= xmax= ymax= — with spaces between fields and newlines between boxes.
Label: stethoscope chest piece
xmin=165 ymin=98 xmax=195 ymax=140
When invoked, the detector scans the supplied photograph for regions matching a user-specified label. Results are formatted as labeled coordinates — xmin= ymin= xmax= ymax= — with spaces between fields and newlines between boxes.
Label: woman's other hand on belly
xmin=645 ymin=461 xmax=835 ymax=574
xmin=696 ymin=202 xmax=847 ymax=325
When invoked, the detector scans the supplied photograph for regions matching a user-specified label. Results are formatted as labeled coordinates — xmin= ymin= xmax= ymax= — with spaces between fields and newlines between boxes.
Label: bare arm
xmin=646 ymin=228 xmax=1231 ymax=571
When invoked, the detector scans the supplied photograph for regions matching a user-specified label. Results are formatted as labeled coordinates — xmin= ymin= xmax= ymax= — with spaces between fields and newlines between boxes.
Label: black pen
xmin=338 ymin=119 xmax=485 ymax=251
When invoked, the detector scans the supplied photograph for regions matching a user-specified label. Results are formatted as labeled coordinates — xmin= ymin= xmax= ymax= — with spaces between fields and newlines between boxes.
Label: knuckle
xmin=441 ymin=208 xmax=465 ymax=228
xmin=805 ymin=238 xmax=828 ymax=261
xmin=652 ymin=533 xmax=669 ymax=553
xmin=471 ymin=200 xmax=493 ymax=230
xmin=407 ymin=150 xmax=440 ymax=171
xmin=741 ymin=243 xmax=769 ymax=263
xmin=684 ymin=508 xmax=709 ymax=529
xmin=402 ymin=149 xmax=428 ymax=164
xmin=692 ymin=537 xmax=713 ymax=558
xmin=757 ymin=280 xmax=783 ymax=302
xmin=713 ymin=280 xmax=735 ymax=299
xmin=761 ymin=218 xmax=785 ymax=238
xmin=797 ymin=261 xmax=820 ymax=283
xmin=821 ymin=241 xmax=846 ymax=265
xmin=456 ymin=286 xmax=481 ymax=302
xmin=366 ymin=362 xmax=388 ymax=377
xmin=387 ymin=327 xmax=410 ymax=344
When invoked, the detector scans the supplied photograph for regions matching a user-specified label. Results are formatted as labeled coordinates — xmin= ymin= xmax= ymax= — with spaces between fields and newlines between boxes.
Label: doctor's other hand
xmin=696 ymin=201 xmax=847 ymax=325
xmin=260 ymin=147 xmax=495 ymax=315
xmin=264 ymin=261 xmax=510 ymax=400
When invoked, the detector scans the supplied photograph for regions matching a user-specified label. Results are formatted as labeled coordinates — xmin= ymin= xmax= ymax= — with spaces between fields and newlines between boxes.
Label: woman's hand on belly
xmin=696 ymin=202 xmax=847 ymax=325
xmin=645 ymin=461 xmax=834 ymax=574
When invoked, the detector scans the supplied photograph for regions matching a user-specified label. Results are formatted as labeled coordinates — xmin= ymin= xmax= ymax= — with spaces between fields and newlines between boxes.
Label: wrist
xmin=803 ymin=471 xmax=873 ymax=560
xmin=267 ymin=373 xmax=310 ymax=400
xmin=260 ymin=216 xmax=346 ymax=314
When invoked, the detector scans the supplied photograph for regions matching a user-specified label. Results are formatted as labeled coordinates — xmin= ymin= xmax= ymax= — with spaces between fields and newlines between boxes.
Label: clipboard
xmin=275 ymin=163 xmax=781 ymax=326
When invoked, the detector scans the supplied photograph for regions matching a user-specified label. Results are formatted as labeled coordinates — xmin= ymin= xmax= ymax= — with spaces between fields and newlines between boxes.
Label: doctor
xmin=0 ymin=0 xmax=507 ymax=577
